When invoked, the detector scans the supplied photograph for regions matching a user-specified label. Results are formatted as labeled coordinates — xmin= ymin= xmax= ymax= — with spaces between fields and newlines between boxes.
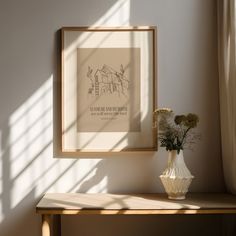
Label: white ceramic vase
xmin=160 ymin=150 xmax=194 ymax=200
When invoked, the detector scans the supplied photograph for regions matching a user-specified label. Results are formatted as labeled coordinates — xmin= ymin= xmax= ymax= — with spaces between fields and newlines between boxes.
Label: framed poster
xmin=61 ymin=26 xmax=157 ymax=153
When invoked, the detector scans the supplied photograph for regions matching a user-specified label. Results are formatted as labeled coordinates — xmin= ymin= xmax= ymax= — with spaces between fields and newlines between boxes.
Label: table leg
xmin=53 ymin=215 xmax=61 ymax=236
xmin=42 ymin=214 xmax=51 ymax=236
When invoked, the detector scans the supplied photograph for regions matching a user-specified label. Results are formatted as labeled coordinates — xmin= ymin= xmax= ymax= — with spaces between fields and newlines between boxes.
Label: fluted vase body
xmin=160 ymin=150 xmax=194 ymax=200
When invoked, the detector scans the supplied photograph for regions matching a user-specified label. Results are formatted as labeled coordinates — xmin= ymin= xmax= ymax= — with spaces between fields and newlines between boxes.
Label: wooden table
xmin=36 ymin=193 xmax=236 ymax=236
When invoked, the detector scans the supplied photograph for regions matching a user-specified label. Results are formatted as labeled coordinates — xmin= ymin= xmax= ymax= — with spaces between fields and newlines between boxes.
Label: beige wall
xmin=0 ymin=0 xmax=225 ymax=235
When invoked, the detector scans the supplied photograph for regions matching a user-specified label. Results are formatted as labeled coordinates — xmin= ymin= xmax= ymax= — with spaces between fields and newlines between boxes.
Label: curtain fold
xmin=218 ymin=0 xmax=236 ymax=194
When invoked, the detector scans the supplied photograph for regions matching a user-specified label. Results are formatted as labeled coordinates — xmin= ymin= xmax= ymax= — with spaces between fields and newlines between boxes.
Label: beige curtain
xmin=218 ymin=0 xmax=236 ymax=194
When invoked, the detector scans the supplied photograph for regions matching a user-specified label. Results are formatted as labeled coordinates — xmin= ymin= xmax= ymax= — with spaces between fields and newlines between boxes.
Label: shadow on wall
xmin=0 ymin=1 xmax=228 ymax=236
xmin=74 ymin=156 xmax=155 ymax=193
xmin=0 ymin=1 xmax=138 ymax=236
xmin=0 ymin=78 xmax=55 ymax=235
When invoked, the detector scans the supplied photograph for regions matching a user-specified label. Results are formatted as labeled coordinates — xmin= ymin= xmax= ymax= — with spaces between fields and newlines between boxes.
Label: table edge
xmin=36 ymin=208 xmax=236 ymax=215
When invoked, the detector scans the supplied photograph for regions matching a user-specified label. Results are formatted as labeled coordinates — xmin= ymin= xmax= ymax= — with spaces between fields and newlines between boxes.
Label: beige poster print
xmin=77 ymin=48 xmax=140 ymax=132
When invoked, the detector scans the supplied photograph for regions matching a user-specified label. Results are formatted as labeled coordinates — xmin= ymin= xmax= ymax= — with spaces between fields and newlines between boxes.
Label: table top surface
xmin=36 ymin=193 xmax=236 ymax=215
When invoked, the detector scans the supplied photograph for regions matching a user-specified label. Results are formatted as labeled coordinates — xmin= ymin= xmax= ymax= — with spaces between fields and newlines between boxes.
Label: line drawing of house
xmin=87 ymin=64 xmax=129 ymax=98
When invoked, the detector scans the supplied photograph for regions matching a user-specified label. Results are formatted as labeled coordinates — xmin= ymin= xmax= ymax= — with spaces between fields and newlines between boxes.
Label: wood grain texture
xmin=36 ymin=193 xmax=236 ymax=215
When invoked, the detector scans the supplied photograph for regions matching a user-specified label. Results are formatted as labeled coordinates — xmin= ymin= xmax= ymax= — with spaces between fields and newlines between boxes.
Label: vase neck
xmin=168 ymin=150 xmax=184 ymax=165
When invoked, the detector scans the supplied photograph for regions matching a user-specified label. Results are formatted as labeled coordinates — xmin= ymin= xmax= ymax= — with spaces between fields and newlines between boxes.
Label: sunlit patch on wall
xmin=91 ymin=0 xmax=130 ymax=26
xmin=9 ymin=78 xmax=53 ymax=208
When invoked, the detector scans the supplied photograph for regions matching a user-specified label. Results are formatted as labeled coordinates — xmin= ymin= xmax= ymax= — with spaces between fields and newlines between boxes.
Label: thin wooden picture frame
xmin=60 ymin=26 xmax=157 ymax=154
